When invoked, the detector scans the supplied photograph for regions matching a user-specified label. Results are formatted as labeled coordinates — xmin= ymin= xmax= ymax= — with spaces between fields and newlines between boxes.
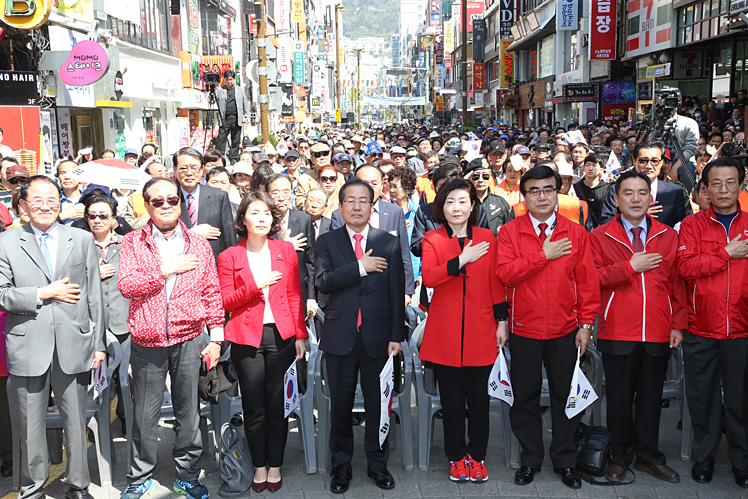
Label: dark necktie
xmin=631 ymin=227 xmax=644 ymax=252
xmin=538 ymin=223 xmax=548 ymax=244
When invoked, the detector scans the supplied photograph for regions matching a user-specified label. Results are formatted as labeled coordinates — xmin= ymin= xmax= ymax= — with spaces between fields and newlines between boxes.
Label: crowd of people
xmin=0 ymin=112 xmax=747 ymax=499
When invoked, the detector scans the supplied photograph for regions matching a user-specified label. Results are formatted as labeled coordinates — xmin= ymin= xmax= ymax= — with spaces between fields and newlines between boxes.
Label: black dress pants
xmin=682 ymin=331 xmax=748 ymax=469
xmin=603 ymin=345 xmax=669 ymax=466
xmin=325 ymin=330 xmax=389 ymax=473
xmin=231 ymin=324 xmax=295 ymax=468
xmin=508 ymin=331 xmax=582 ymax=469
xmin=216 ymin=122 xmax=242 ymax=163
xmin=432 ymin=363 xmax=492 ymax=462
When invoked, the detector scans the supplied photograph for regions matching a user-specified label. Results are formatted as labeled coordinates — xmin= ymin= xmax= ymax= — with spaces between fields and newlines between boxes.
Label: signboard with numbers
xmin=563 ymin=83 xmax=597 ymax=102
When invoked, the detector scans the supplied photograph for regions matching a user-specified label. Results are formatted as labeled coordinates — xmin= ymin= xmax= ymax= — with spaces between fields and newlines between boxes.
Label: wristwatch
xmin=580 ymin=324 xmax=594 ymax=331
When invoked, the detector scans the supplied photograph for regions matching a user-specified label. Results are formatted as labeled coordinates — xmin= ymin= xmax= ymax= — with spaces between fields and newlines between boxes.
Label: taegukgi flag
xmin=283 ymin=359 xmax=299 ymax=418
xmin=379 ymin=352 xmax=395 ymax=448
xmin=565 ymin=345 xmax=598 ymax=419
xmin=488 ymin=346 xmax=513 ymax=406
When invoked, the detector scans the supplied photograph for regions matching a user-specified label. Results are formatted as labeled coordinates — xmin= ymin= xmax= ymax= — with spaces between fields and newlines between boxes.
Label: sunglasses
xmin=471 ymin=173 xmax=491 ymax=181
xmin=8 ymin=177 xmax=27 ymax=185
xmin=319 ymin=176 xmax=337 ymax=183
xmin=312 ymin=150 xmax=331 ymax=158
xmin=149 ymin=195 xmax=180 ymax=208
xmin=87 ymin=213 xmax=112 ymax=221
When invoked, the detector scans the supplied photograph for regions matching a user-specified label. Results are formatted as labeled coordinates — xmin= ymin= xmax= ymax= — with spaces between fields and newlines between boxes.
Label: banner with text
xmin=591 ymin=0 xmax=616 ymax=59
xmin=557 ymin=0 xmax=579 ymax=30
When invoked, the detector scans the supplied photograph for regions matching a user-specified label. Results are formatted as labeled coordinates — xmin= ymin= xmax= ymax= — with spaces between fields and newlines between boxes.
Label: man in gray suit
xmin=210 ymin=70 xmax=249 ymax=163
xmin=0 ymin=175 xmax=104 ymax=499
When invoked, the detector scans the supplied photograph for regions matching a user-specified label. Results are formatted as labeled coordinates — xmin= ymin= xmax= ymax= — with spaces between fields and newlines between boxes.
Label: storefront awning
xmin=268 ymin=36 xmax=280 ymax=49
xmin=506 ymin=15 xmax=555 ymax=53
xmin=96 ymin=100 xmax=134 ymax=108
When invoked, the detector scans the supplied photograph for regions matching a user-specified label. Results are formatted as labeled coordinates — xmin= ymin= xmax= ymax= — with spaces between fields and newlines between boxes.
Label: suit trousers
xmin=215 ymin=123 xmax=242 ymax=163
xmin=508 ymin=331 xmax=582 ymax=469
xmin=326 ymin=330 xmax=389 ymax=473
xmin=432 ymin=363 xmax=492 ymax=462
xmin=0 ymin=375 xmax=12 ymax=463
xmin=127 ymin=334 xmax=204 ymax=485
xmin=9 ymin=349 xmax=89 ymax=498
xmin=682 ymin=331 xmax=748 ymax=469
xmin=603 ymin=346 xmax=669 ymax=466
xmin=231 ymin=324 xmax=295 ymax=468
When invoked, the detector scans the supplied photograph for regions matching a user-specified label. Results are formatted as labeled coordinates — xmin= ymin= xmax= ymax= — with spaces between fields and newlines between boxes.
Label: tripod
xmin=203 ymin=85 xmax=222 ymax=156
xmin=647 ymin=116 xmax=697 ymax=190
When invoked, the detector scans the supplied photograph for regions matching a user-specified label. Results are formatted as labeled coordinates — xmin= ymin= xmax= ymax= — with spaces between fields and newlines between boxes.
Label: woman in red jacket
xmin=217 ymin=191 xmax=307 ymax=493
xmin=419 ymin=177 xmax=508 ymax=483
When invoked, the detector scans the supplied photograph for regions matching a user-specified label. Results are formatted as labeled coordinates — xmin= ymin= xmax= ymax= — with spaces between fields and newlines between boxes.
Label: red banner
xmin=591 ymin=0 xmax=616 ymax=60
xmin=473 ymin=63 xmax=485 ymax=91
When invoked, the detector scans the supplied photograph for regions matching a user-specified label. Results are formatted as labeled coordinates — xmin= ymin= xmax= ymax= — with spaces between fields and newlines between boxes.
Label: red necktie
xmin=187 ymin=194 xmax=197 ymax=226
xmin=538 ymin=223 xmax=548 ymax=244
xmin=354 ymin=234 xmax=363 ymax=327
xmin=631 ymin=227 xmax=644 ymax=253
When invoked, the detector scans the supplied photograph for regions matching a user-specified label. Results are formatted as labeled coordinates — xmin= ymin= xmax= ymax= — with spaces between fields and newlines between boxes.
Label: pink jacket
xmin=117 ymin=220 xmax=225 ymax=348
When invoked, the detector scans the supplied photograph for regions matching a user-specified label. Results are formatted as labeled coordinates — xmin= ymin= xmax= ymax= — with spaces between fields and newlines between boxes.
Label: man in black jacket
xmin=573 ymin=153 xmax=610 ymax=229
xmin=464 ymin=157 xmax=514 ymax=235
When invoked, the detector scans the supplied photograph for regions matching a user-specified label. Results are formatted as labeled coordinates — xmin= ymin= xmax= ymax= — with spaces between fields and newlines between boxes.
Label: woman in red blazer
xmin=419 ymin=177 xmax=508 ymax=483
xmin=217 ymin=191 xmax=307 ymax=493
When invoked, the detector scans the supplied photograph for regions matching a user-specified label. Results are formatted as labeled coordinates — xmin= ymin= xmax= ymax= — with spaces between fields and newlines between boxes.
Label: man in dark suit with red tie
xmin=315 ymin=178 xmax=405 ymax=493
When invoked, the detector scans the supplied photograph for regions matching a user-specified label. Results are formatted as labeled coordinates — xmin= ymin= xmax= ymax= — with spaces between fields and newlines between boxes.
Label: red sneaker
xmin=449 ymin=458 xmax=470 ymax=482
xmin=466 ymin=455 xmax=488 ymax=482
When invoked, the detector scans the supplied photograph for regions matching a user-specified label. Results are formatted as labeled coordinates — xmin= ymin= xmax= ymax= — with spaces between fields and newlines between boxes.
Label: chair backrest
xmin=411 ymin=318 xmax=428 ymax=349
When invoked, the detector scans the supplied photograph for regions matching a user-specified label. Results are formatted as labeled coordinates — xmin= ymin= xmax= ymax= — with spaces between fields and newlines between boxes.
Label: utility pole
xmin=258 ymin=0 xmax=270 ymax=143
xmin=355 ymin=48 xmax=363 ymax=128
xmin=335 ymin=4 xmax=345 ymax=117
xmin=461 ymin=0 xmax=469 ymax=125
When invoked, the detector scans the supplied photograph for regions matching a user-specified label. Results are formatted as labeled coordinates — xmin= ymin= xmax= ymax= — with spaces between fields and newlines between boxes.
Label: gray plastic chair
xmin=662 ymin=345 xmax=693 ymax=461
xmin=410 ymin=319 xmax=514 ymax=471
xmin=11 ymin=331 xmax=122 ymax=491
xmin=315 ymin=340 xmax=414 ymax=473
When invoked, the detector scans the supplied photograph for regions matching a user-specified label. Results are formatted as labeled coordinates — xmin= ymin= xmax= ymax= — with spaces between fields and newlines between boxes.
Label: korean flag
xmin=283 ymin=359 xmax=299 ymax=418
xmin=487 ymin=347 xmax=513 ymax=406
xmin=379 ymin=352 xmax=395 ymax=448
xmin=605 ymin=151 xmax=622 ymax=176
xmin=565 ymin=345 xmax=598 ymax=419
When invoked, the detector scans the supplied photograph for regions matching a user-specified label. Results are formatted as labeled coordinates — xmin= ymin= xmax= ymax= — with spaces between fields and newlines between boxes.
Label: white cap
xmin=556 ymin=161 xmax=581 ymax=182
xmin=390 ymin=146 xmax=406 ymax=155
xmin=232 ymin=161 xmax=253 ymax=176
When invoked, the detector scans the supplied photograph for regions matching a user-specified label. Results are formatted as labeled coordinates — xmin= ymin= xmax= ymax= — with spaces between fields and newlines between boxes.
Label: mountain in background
xmin=342 ymin=0 xmax=399 ymax=43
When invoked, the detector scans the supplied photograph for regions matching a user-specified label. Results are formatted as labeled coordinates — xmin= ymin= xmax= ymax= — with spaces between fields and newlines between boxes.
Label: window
xmin=107 ymin=0 xmax=171 ymax=53
xmin=677 ymin=0 xmax=730 ymax=45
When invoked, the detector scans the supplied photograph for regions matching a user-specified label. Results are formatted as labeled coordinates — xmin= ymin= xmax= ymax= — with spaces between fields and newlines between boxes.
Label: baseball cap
xmin=390 ymin=146 xmax=406 ymax=155
xmin=285 ymin=149 xmax=301 ymax=159
xmin=333 ymin=153 xmax=353 ymax=163
xmin=464 ymin=157 xmax=491 ymax=175
xmin=489 ymin=142 xmax=506 ymax=154
xmin=6 ymin=164 xmax=29 ymax=180
xmin=232 ymin=161 xmax=252 ymax=176
xmin=256 ymin=152 xmax=270 ymax=164
xmin=364 ymin=141 xmax=383 ymax=155
xmin=535 ymin=141 xmax=551 ymax=150
xmin=125 ymin=148 xmax=139 ymax=157
xmin=515 ymin=146 xmax=531 ymax=156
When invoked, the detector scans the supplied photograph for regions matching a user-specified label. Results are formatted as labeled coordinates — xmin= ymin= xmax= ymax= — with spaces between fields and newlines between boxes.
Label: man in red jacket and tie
xmin=589 ymin=170 xmax=686 ymax=483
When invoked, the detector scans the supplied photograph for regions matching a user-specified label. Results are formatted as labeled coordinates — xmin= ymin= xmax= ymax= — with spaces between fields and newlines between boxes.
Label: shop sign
xmin=591 ymin=0 xmax=616 ymax=60
xmin=435 ymin=41 xmax=444 ymax=65
xmin=318 ymin=26 xmax=326 ymax=60
xmin=473 ymin=63 xmax=485 ymax=90
xmin=563 ymin=83 xmax=597 ymax=102
xmin=499 ymin=0 xmax=515 ymax=38
xmin=293 ymin=47 xmax=305 ymax=84
xmin=673 ymin=52 xmax=704 ymax=78
xmin=292 ymin=0 xmax=305 ymax=23
xmin=645 ymin=63 xmax=671 ymax=78
xmin=0 ymin=71 xmax=38 ymax=105
xmin=520 ymin=81 xmax=545 ymax=109
xmin=59 ymin=41 xmax=109 ymax=87
xmin=602 ymin=81 xmax=636 ymax=121
xmin=500 ymin=40 xmax=514 ymax=88
xmin=626 ymin=0 xmax=672 ymax=57
xmin=731 ymin=0 xmax=748 ymax=13
xmin=544 ymin=78 xmax=554 ymax=111
xmin=557 ymin=0 xmax=578 ymax=30
xmin=503 ymin=93 xmax=519 ymax=109
xmin=188 ymin=0 xmax=199 ymax=53
xmin=276 ymin=0 xmax=290 ymax=32
xmin=1 ymin=0 xmax=51 ymax=29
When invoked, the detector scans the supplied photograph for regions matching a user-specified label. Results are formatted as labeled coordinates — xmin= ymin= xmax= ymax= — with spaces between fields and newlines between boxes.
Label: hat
xmin=310 ymin=142 xmax=330 ymax=153
xmin=440 ymin=155 xmax=461 ymax=167
xmin=333 ymin=153 xmax=353 ymax=163
xmin=535 ymin=141 xmax=550 ymax=150
xmin=232 ymin=161 xmax=253 ymax=176
xmin=488 ymin=142 xmax=506 ymax=154
xmin=390 ymin=146 xmax=406 ymax=155
xmin=124 ymin=148 xmax=138 ymax=157
xmin=247 ymin=146 xmax=262 ymax=153
xmin=350 ymin=134 xmax=364 ymax=143
xmin=515 ymin=146 xmax=531 ymax=156
xmin=464 ymin=157 xmax=491 ymax=174
xmin=556 ymin=161 xmax=580 ymax=182
xmin=80 ymin=183 xmax=113 ymax=202
xmin=429 ymin=131 xmax=440 ymax=138
xmin=285 ymin=149 xmax=301 ymax=159
xmin=6 ymin=164 xmax=29 ymax=180
xmin=256 ymin=152 xmax=270 ymax=164
xmin=364 ymin=141 xmax=383 ymax=155
xmin=264 ymin=143 xmax=277 ymax=156
xmin=242 ymin=137 xmax=253 ymax=147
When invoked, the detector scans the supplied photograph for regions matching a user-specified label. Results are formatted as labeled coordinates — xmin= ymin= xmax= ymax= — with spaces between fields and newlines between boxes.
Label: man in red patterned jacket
xmin=117 ymin=177 xmax=225 ymax=499
xmin=590 ymin=170 xmax=686 ymax=484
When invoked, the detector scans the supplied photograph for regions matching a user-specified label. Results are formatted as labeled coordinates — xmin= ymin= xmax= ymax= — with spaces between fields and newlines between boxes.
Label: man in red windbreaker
xmin=677 ymin=157 xmax=748 ymax=488
xmin=496 ymin=165 xmax=600 ymax=490
xmin=590 ymin=170 xmax=686 ymax=484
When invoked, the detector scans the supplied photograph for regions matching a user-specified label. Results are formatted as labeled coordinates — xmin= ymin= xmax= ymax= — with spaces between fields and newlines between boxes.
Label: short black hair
xmin=338 ymin=177 xmax=375 ymax=204
xmin=141 ymin=143 xmax=158 ymax=153
xmin=634 ymin=141 xmax=664 ymax=159
xmin=605 ymin=135 xmax=623 ymax=147
xmin=519 ymin=165 xmax=561 ymax=195
xmin=142 ymin=177 xmax=179 ymax=203
xmin=432 ymin=178 xmax=480 ymax=226
xmin=1 ymin=156 xmax=17 ymax=165
xmin=101 ymin=149 xmax=116 ymax=157
xmin=205 ymin=166 xmax=231 ymax=182
xmin=432 ymin=164 xmax=461 ymax=188
xmin=56 ymin=159 xmax=78 ymax=177
xmin=84 ymin=193 xmax=118 ymax=217
xmin=584 ymin=153 xmax=605 ymax=169
xmin=173 ymin=147 xmax=203 ymax=167
xmin=702 ymin=157 xmax=746 ymax=187
xmin=224 ymin=69 xmax=237 ymax=79
xmin=203 ymin=149 xmax=226 ymax=166
xmin=234 ymin=191 xmax=281 ymax=239
xmin=265 ymin=173 xmax=293 ymax=191
xmin=19 ymin=175 xmax=61 ymax=201
xmin=614 ymin=170 xmax=651 ymax=195
xmin=355 ymin=163 xmax=384 ymax=180
xmin=251 ymin=166 xmax=275 ymax=191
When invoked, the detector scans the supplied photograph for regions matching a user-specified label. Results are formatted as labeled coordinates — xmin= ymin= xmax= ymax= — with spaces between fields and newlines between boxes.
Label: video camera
xmin=653 ymin=87 xmax=682 ymax=123
xmin=202 ymin=69 xmax=221 ymax=94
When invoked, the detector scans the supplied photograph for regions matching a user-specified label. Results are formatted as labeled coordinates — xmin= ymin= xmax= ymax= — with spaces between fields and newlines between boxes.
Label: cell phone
xmin=80 ymin=147 xmax=92 ymax=155
xmin=201 ymin=353 xmax=213 ymax=373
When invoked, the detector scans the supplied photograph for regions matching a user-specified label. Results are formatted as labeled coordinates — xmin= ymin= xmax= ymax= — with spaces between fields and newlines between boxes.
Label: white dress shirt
xmin=650 ymin=178 xmax=659 ymax=202
xmin=346 ymin=224 xmax=370 ymax=277
xmin=247 ymin=243 xmax=275 ymax=324
xmin=529 ymin=212 xmax=557 ymax=239
xmin=33 ymin=223 xmax=59 ymax=305
xmin=370 ymin=200 xmax=381 ymax=229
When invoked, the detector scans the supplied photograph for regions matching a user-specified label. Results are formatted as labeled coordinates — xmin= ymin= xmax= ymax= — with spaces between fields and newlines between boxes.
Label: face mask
xmin=695 ymin=113 xmax=701 ymax=119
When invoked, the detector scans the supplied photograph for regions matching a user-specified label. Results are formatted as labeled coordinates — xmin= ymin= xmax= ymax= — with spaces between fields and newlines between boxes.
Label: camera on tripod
xmin=653 ymin=87 xmax=682 ymax=123
xmin=202 ymin=70 xmax=221 ymax=94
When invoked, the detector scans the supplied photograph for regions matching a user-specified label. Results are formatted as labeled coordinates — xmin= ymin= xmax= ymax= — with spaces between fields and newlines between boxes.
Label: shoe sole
xmin=173 ymin=484 xmax=208 ymax=499
xmin=449 ymin=475 xmax=469 ymax=482
xmin=634 ymin=462 xmax=680 ymax=483
xmin=123 ymin=481 xmax=154 ymax=499
xmin=692 ymin=475 xmax=712 ymax=484
xmin=605 ymin=474 xmax=624 ymax=483
xmin=469 ymin=476 xmax=488 ymax=483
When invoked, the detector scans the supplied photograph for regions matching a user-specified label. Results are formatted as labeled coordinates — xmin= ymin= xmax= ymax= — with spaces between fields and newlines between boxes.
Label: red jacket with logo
xmin=117 ymin=221 xmax=225 ymax=347
xmin=677 ymin=207 xmax=748 ymax=339
xmin=590 ymin=215 xmax=687 ymax=343
xmin=495 ymin=212 xmax=600 ymax=339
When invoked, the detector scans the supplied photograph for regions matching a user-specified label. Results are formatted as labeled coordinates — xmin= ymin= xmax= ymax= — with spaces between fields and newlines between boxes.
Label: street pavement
xmin=1 ymin=391 xmax=747 ymax=499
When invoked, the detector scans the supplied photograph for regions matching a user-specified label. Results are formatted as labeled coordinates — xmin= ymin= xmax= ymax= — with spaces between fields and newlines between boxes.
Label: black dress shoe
xmin=330 ymin=464 xmax=352 ymax=494
xmin=692 ymin=455 xmax=715 ymax=484
xmin=352 ymin=413 xmax=366 ymax=426
xmin=65 ymin=488 xmax=93 ymax=499
xmin=554 ymin=468 xmax=582 ymax=489
xmin=514 ymin=466 xmax=541 ymax=485
xmin=734 ymin=467 xmax=748 ymax=488
xmin=0 ymin=460 xmax=12 ymax=478
xmin=367 ymin=467 xmax=395 ymax=490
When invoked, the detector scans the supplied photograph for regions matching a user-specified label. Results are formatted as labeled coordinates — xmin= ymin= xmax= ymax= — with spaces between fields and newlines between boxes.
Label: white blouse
xmin=247 ymin=244 xmax=275 ymax=324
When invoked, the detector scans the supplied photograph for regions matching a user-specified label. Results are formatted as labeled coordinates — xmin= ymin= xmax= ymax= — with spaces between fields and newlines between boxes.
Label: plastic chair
xmin=410 ymin=319 xmax=514 ymax=471
xmin=10 ymin=331 xmax=122 ymax=491
xmin=662 ymin=345 xmax=693 ymax=461
xmin=315 ymin=341 xmax=414 ymax=473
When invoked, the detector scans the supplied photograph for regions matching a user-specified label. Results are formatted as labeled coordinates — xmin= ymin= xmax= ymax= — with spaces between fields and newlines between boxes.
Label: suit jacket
xmin=213 ymin=84 xmax=250 ymax=125
xmin=315 ymin=226 xmax=405 ymax=357
xmin=179 ymin=183 xmax=237 ymax=263
xmin=271 ymin=209 xmax=315 ymax=304
xmin=314 ymin=216 xmax=332 ymax=309
xmin=600 ymin=179 xmax=691 ymax=228
xmin=95 ymin=238 xmax=129 ymax=337
xmin=0 ymin=224 xmax=104 ymax=377
xmin=330 ymin=200 xmax=416 ymax=294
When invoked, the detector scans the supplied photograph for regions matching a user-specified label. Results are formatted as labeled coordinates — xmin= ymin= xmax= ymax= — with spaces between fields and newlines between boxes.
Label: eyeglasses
xmin=471 ymin=173 xmax=491 ymax=181
xmin=312 ymin=150 xmax=331 ymax=158
xmin=342 ymin=197 xmax=372 ymax=207
xmin=319 ymin=176 xmax=337 ymax=183
xmin=636 ymin=158 xmax=662 ymax=165
xmin=29 ymin=198 xmax=60 ymax=208
xmin=270 ymin=189 xmax=293 ymax=198
xmin=8 ymin=177 xmax=27 ymax=185
xmin=177 ymin=165 xmax=202 ymax=174
xmin=87 ymin=213 xmax=112 ymax=221
xmin=149 ymin=195 xmax=180 ymax=208
xmin=709 ymin=179 xmax=740 ymax=190
xmin=526 ymin=186 xmax=557 ymax=198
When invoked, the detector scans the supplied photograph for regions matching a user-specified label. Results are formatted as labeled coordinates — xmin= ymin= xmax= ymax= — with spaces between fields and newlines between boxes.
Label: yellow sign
xmin=645 ymin=63 xmax=671 ymax=78
xmin=335 ymin=108 xmax=341 ymax=121
xmin=295 ymin=110 xmax=306 ymax=122
xmin=291 ymin=0 xmax=304 ymax=23
xmin=443 ymin=20 xmax=454 ymax=53
xmin=1 ymin=0 xmax=52 ymax=29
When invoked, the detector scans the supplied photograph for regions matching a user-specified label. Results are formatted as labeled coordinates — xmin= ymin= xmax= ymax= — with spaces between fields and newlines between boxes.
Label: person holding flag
xmin=589 ymin=170 xmax=686 ymax=484
xmin=419 ymin=178 xmax=508 ymax=483
xmin=495 ymin=165 xmax=600 ymax=489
